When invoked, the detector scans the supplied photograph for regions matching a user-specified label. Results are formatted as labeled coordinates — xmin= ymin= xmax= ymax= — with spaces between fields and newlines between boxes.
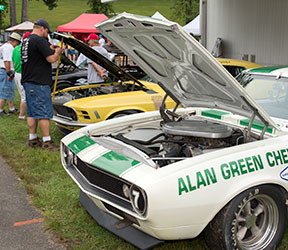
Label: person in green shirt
xmin=12 ymin=32 xmax=30 ymax=120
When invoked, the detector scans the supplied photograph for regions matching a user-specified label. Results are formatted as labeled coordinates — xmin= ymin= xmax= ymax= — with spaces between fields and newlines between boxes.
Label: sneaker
xmin=28 ymin=138 xmax=42 ymax=148
xmin=41 ymin=140 xmax=59 ymax=151
xmin=0 ymin=110 xmax=8 ymax=116
xmin=8 ymin=108 xmax=19 ymax=114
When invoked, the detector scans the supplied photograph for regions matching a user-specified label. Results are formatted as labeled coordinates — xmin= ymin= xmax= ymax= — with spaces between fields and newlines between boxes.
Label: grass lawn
xmin=0 ymin=93 xmax=210 ymax=249
xmin=6 ymin=0 xmax=177 ymax=31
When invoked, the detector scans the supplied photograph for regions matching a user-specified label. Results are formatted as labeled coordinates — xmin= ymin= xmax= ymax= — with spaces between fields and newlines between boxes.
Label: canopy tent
xmin=57 ymin=13 xmax=108 ymax=41
xmin=6 ymin=21 xmax=34 ymax=32
xmin=183 ymin=15 xmax=200 ymax=36
xmin=151 ymin=11 xmax=169 ymax=21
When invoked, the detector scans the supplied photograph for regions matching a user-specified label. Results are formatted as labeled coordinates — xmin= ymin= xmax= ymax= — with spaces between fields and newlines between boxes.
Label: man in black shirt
xmin=21 ymin=19 xmax=62 ymax=150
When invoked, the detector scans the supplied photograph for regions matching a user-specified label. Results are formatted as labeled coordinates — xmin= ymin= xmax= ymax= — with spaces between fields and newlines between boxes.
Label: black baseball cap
xmin=34 ymin=19 xmax=52 ymax=34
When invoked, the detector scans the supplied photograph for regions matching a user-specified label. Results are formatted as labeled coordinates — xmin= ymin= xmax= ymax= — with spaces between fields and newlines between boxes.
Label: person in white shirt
xmin=98 ymin=34 xmax=106 ymax=47
xmin=0 ymin=32 xmax=21 ymax=116
xmin=85 ymin=33 xmax=110 ymax=83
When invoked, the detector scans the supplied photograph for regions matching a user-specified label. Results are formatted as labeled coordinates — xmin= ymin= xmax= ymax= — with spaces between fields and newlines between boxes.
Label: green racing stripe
xmin=201 ymin=109 xmax=229 ymax=119
xmin=90 ymin=151 xmax=140 ymax=176
xmin=240 ymin=119 xmax=273 ymax=134
xmin=68 ymin=135 xmax=96 ymax=154
xmin=248 ymin=65 xmax=288 ymax=74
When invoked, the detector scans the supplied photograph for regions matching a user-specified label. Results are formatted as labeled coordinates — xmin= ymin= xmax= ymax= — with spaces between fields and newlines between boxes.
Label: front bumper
xmin=53 ymin=115 xmax=89 ymax=127
xmin=79 ymin=190 xmax=163 ymax=250
xmin=53 ymin=116 xmax=89 ymax=134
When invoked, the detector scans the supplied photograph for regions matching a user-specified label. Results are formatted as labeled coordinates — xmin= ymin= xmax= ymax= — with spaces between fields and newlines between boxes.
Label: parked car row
xmin=58 ymin=13 xmax=288 ymax=250
xmin=51 ymin=33 xmax=262 ymax=135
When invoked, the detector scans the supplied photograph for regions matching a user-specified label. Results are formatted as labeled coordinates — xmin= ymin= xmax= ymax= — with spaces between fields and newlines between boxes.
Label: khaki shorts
xmin=14 ymin=72 xmax=26 ymax=102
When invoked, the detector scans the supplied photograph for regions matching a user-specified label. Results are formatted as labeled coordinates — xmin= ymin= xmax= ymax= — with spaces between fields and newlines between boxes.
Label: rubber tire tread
xmin=203 ymin=185 xmax=287 ymax=250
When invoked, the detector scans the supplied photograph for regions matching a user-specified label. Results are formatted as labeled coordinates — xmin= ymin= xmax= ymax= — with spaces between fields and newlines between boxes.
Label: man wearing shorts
xmin=21 ymin=19 xmax=62 ymax=150
xmin=0 ymin=32 xmax=21 ymax=116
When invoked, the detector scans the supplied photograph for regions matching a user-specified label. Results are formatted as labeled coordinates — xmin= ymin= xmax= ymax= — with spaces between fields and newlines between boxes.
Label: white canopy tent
xmin=151 ymin=11 xmax=169 ymax=21
xmin=6 ymin=21 xmax=34 ymax=32
xmin=183 ymin=15 xmax=200 ymax=36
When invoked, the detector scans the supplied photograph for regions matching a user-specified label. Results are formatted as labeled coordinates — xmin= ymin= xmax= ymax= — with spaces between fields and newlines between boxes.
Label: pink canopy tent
xmin=57 ymin=13 xmax=108 ymax=41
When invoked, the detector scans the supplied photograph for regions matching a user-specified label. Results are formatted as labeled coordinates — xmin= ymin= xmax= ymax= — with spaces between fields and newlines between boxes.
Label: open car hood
xmin=52 ymin=32 xmax=144 ymax=87
xmin=96 ymin=13 xmax=279 ymax=131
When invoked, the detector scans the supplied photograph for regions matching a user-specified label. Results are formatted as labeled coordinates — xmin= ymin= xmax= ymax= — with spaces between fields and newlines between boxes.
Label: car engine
xmin=53 ymin=83 xmax=146 ymax=105
xmin=114 ymin=117 xmax=244 ymax=167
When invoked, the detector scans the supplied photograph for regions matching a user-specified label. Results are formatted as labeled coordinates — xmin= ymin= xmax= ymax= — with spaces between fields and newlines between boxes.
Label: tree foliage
xmin=39 ymin=0 xmax=58 ymax=10
xmin=87 ymin=0 xmax=114 ymax=17
xmin=0 ymin=0 xmax=8 ymax=28
xmin=171 ymin=0 xmax=199 ymax=25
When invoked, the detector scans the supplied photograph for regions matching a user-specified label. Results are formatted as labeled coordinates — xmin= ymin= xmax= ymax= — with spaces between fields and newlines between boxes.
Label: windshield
xmin=237 ymin=72 xmax=288 ymax=120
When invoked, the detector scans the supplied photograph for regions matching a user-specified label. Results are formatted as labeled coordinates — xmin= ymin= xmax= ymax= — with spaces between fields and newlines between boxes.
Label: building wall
xmin=206 ymin=0 xmax=288 ymax=65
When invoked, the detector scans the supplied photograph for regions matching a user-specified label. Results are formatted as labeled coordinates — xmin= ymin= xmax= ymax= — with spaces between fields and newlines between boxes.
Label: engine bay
xmin=53 ymin=82 xmax=146 ymax=105
xmin=90 ymin=94 xmax=272 ymax=168
xmin=108 ymin=117 xmax=245 ymax=168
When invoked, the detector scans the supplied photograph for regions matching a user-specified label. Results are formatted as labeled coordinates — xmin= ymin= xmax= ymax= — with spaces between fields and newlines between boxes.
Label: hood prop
xmin=241 ymin=96 xmax=269 ymax=142
xmin=159 ymin=94 xmax=181 ymax=123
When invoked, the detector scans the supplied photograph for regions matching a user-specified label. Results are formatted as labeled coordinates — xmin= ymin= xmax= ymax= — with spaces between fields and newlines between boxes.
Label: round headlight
xmin=63 ymin=145 xmax=73 ymax=167
xmin=129 ymin=185 xmax=147 ymax=216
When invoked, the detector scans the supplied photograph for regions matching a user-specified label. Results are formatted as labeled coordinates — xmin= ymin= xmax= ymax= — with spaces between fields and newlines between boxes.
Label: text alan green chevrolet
xmin=60 ymin=13 xmax=288 ymax=250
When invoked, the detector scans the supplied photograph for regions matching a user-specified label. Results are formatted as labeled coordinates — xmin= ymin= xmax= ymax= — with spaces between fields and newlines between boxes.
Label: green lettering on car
xmin=273 ymin=150 xmax=283 ymax=165
xmin=281 ymin=149 xmax=288 ymax=164
xmin=229 ymin=161 xmax=240 ymax=177
xmin=238 ymin=159 xmax=247 ymax=175
xmin=196 ymin=171 xmax=207 ymax=189
xmin=178 ymin=177 xmax=189 ymax=195
xmin=221 ymin=163 xmax=231 ymax=180
xmin=245 ymin=157 xmax=255 ymax=172
xmin=204 ymin=168 xmax=217 ymax=185
xmin=186 ymin=175 xmax=196 ymax=192
xmin=253 ymin=155 xmax=264 ymax=170
xmin=266 ymin=152 xmax=275 ymax=167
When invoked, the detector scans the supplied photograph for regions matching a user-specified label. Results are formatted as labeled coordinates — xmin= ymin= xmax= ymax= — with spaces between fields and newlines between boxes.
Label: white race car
xmin=60 ymin=13 xmax=288 ymax=250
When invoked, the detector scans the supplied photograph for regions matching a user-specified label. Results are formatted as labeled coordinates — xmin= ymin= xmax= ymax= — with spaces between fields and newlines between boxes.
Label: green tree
xmin=7 ymin=0 xmax=58 ymax=28
xmin=41 ymin=0 xmax=58 ymax=10
xmin=0 ymin=0 xmax=8 ymax=28
xmin=171 ymin=0 xmax=199 ymax=25
xmin=87 ymin=0 xmax=114 ymax=17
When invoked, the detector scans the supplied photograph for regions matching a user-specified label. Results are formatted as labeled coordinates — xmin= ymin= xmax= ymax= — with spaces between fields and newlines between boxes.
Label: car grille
xmin=53 ymin=104 xmax=77 ymax=121
xmin=71 ymin=155 xmax=134 ymax=211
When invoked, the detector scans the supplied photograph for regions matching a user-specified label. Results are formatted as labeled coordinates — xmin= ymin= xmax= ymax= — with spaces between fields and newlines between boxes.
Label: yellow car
xmin=217 ymin=58 xmax=262 ymax=77
xmin=52 ymin=33 xmax=175 ymax=134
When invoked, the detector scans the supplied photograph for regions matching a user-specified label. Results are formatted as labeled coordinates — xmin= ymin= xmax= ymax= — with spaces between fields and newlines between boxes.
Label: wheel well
xmin=203 ymin=183 xmax=288 ymax=250
xmin=107 ymin=110 xmax=143 ymax=119
xmin=203 ymin=183 xmax=288 ymax=232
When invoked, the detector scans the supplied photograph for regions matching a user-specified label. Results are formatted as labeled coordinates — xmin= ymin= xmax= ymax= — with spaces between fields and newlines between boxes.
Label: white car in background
xmin=60 ymin=13 xmax=288 ymax=250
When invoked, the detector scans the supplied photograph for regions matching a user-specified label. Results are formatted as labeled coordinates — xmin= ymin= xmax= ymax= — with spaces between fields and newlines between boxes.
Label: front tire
xmin=204 ymin=185 xmax=287 ymax=250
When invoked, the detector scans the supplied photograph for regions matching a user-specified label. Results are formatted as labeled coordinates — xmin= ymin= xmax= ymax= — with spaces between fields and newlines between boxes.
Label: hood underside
xmin=96 ymin=13 xmax=278 ymax=131
xmin=52 ymin=32 xmax=144 ymax=87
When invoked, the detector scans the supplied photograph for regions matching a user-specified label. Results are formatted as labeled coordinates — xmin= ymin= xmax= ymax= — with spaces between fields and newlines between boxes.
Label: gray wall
xmin=205 ymin=0 xmax=288 ymax=65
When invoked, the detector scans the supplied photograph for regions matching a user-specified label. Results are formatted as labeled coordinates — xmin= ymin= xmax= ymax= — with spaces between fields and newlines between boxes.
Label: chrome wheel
xmin=204 ymin=185 xmax=287 ymax=250
xmin=235 ymin=194 xmax=279 ymax=250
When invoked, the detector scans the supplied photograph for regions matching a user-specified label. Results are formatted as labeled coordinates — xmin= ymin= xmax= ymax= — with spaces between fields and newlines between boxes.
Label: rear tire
xmin=204 ymin=185 xmax=287 ymax=250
